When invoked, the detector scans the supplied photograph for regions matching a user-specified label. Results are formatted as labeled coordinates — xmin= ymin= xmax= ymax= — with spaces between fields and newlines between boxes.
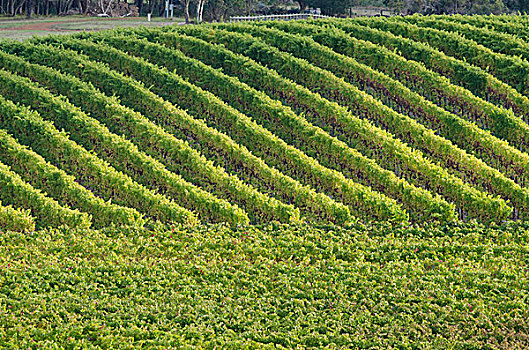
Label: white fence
xmin=229 ymin=14 xmax=330 ymax=22
xmin=349 ymin=8 xmax=395 ymax=17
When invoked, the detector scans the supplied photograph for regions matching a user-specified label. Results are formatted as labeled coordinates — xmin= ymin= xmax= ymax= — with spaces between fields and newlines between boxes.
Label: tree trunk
xmin=297 ymin=0 xmax=307 ymax=11
xmin=184 ymin=0 xmax=190 ymax=23
xmin=26 ymin=0 xmax=33 ymax=18
xmin=15 ymin=0 xmax=26 ymax=15
xmin=135 ymin=0 xmax=143 ymax=15
xmin=196 ymin=0 xmax=205 ymax=22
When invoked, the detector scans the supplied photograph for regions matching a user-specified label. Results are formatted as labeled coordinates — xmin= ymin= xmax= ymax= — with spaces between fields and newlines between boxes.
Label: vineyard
xmin=3 ymin=16 xmax=529 ymax=228
xmin=1 ymin=14 xmax=529 ymax=347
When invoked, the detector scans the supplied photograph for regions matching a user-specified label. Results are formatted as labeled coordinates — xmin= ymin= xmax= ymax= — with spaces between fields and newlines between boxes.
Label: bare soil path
xmin=0 ymin=16 xmax=184 ymax=39
xmin=0 ymin=18 xmax=130 ymax=31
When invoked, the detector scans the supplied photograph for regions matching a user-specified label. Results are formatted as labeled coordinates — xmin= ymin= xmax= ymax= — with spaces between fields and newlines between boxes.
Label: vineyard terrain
xmin=1 ymin=15 xmax=529 ymax=347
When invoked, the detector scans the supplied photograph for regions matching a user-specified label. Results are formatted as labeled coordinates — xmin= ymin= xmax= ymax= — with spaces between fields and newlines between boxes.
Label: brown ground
xmin=0 ymin=17 xmax=142 ymax=31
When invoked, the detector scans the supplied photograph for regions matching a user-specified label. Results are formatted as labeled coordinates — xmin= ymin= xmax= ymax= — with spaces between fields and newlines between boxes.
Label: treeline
xmin=398 ymin=0 xmax=525 ymax=15
xmin=0 ymin=0 xmax=136 ymax=17
xmin=3 ymin=0 xmax=529 ymax=19
xmin=0 ymin=0 xmax=88 ymax=16
xmin=296 ymin=0 xmax=529 ymax=16
xmin=0 ymin=0 xmax=296 ymax=19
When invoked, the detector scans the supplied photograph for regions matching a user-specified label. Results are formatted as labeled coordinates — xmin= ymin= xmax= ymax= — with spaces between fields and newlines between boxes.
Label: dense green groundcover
xmin=1 ymin=222 xmax=528 ymax=348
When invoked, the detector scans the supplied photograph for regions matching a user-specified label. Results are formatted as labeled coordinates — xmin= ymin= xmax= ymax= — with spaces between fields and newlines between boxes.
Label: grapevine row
xmin=316 ymin=18 xmax=529 ymax=127
xmin=264 ymin=20 xmax=529 ymax=167
xmin=0 ymin=159 xmax=91 ymax=229
xmin=0 ymin=60 xmax=250 ymax=226
xmin=490 ymin=14 xmax=529 ymax=25
xmin=25 ymin=37 xmax=406 ymax=223
xmin=0 ymin=94 xmax=198 ymax=225
xmin=1 ymin=43 xmax=355 ymax=225
xmin=419 ymin=14 xmax=529 ymax=43
xmin=0 ymin=200 xmax=35 ymax=232
xmin=220 ymin=22 xmax=529 ymax=215
xmin=401 ymin=15 xmax=529 ymax=63
xmin=161 ymin=25 xmax=514 ymax=221
xmin=0 ymin=128 xmax=143 ymax=228
xmin=351 ymin=16 xmax=529 ymax=96
xmin=0 ymin=44 xmax=306 ymax=224
xmin=75 ymin=32 xmax=454 ymax=222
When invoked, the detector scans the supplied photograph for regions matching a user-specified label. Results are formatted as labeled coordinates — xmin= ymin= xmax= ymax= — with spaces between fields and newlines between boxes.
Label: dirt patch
xmin=0 ymin=17 xmax=141 ymax=31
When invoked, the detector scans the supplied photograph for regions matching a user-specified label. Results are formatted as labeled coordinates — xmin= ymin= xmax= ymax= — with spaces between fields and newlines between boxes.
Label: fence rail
xmin=229 ymin=14 xmax=330 ymax=22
